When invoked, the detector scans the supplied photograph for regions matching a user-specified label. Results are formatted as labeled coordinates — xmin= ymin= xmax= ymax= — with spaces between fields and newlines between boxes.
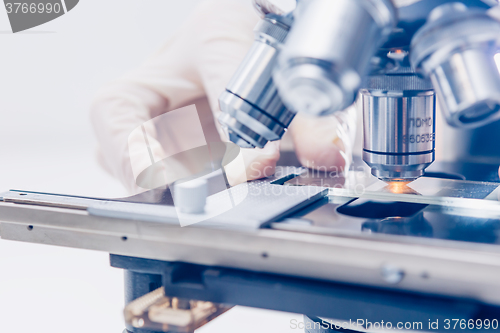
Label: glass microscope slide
xmin=284 ymin=170 xmax=500 ymax=212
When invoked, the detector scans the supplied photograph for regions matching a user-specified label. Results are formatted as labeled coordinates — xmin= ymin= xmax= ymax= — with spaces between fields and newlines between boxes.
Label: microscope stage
xmin=1 ymin=166 xmax=500 ymax=306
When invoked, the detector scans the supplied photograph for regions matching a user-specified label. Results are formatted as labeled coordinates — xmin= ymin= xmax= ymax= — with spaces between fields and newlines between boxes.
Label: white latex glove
xmin=90 ymin=0 xmax=356 ymax=194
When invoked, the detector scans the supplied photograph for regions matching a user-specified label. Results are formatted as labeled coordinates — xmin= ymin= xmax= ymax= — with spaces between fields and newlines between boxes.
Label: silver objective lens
xmin=363 ymin=90 xmax=436 ymax=181
xmin=274 ymin=0 xmax=397 ymax=116
xmin=219 ymin=14 xmax=295 ymax=149
xmin=411 ymin=3 xmax=500 ymax=128
xmin=362 ymin=54 xmax=436 ymax=182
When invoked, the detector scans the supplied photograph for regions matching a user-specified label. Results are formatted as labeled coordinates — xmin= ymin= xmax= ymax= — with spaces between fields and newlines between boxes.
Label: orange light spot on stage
xmin=386 ymin=181 xmax=412 ymax=194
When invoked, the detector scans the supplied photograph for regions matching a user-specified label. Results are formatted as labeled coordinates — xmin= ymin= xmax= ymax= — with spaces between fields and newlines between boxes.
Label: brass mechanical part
xmin=124 ymin=287 xmax=232 ymax=333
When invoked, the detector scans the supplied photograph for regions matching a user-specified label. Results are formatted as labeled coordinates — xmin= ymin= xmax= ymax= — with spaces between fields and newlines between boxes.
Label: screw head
xmin=381 ymin=264 xmax=405 ymax=284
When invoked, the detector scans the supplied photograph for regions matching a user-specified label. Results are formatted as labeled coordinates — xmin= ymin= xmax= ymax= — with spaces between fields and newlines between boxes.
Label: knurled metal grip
xmin=255 ymin=14 xmax=290 ymax=44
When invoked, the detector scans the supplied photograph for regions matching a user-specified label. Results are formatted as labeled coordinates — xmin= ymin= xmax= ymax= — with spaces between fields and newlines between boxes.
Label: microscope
xmin=219 ymin=0 xmax=500 ymax=183
xmin=5 ymin=2 xmax=500 ymax=333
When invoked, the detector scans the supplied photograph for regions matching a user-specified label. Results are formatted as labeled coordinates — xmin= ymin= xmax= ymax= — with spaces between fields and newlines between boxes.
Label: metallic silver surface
xmin=2 ymin=202 xmax=500 ymax=306
xmin=283 ymin=166 xmax=500 ymax=210
xmin=362 ymin=90 xmax=435 ymax=154
xmin=1 ymin=180 xmax=325 ymax=232
xmin=362 ymin=89 xmax=436 ymax=181
xmin=411 ymin=3 xmax=500 ymax=128
xmin=381 ymin=265 xmax=405 ymax=284
xmin=219 ymin=92 xmax=290 ymax=148
xmin=223 ymin=0 xmax=500 ymax=184
xmin=88 ymin=182 xmax=325 ymax=230
xmin=274 ymin=0 xmax=396 ymax=116
xmin=218 ymin=14 xmax=294 ymax=149
xmin=2 ymin=172 xmax=500 ymax=305
xmin=5 ymin=171 xmax=500 ymax=213
xmin=363 ymin=150 xmax=435 ymax=181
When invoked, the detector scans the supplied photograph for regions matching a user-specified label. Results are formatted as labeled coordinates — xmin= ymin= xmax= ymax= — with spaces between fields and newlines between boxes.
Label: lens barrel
xmin=411 ymin=3 xmax=500 ymax=128
xmin=219 ymin=14 xmax=294 ymax=149
xmin=274 ymin=0 xmax=397 ymax=116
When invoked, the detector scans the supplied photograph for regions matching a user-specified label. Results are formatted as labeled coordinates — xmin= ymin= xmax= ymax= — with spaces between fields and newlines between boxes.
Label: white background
xmin=0 ymin=1 xmax=301 ymax=332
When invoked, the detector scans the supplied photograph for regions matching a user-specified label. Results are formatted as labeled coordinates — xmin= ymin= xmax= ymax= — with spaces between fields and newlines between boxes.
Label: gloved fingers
xmin=109 ymin=3 xmax=224 ymax=113
xmin=91 ymin=85 xmax=174 ymax=193
xmin=127 ymin=104 xmax=210 ymax=192
xmin=94 ymin=0 xmax=257 ymax=132
xmin=91 ymin=86 xmax=203 ymax=194
xmin=224 ymin=141 xmax=281 ymax=186
xmin=92 ymin=0 xmax=280 ymax=192
xmin=91 ymin=0 xmax=253 ymax=193
xmin=289 ymin=105 xmax=358 ymax=172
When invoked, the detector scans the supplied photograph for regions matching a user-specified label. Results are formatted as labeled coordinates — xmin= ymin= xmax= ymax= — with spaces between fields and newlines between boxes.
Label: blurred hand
xmin=90 ymin=0 xmax=356 ymax=194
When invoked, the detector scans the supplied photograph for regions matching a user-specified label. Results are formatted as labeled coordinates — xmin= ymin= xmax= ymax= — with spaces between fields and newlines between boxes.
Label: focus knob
xmin=173 ymin=179 xmax=208 ymax=214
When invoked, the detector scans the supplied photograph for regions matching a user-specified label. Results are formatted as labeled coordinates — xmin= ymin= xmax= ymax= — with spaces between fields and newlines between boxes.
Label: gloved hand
xmin=90 ymin=0 xmax=356 ymax=194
